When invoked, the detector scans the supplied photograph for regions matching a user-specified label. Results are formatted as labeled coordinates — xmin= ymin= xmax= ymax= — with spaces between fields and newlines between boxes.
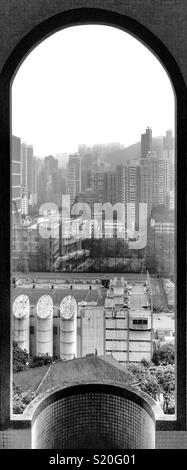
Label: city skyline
xmin=11 ymin=125 xmax=175 ymax=278
xmin=12 ymin=128 xmax=174 ymax=162
xmin=12 ymin=25 xmax=174 ymax=157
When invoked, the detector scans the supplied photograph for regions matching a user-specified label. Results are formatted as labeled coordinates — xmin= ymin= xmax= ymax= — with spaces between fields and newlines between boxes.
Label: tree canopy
xmin=126 ymin=362 xmax=161 ymax=400
xmin=152 ymin=343 xmax=175 ymax=366
xmin=125 ymin=358 xmax=175 ymax=413
xmin=13 ymin=341 xmax=29 ymax=373
xmin=13 ymin=382 xmax=36 ymax=414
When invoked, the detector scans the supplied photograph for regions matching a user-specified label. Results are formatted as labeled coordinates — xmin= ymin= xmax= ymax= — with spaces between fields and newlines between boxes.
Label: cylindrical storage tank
xmin=36 ymin=295 xmax=53 ymax=357
xmin=60 ymin=296 xmax=77 ymax=360
xmin=13 ymin=294 xmax=30 ymax=353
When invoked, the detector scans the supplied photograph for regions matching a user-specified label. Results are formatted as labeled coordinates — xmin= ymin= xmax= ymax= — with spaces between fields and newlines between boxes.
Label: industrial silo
xmin=36 ymin=295 xmax=53 ymax=357
xmin=60 ymin=295 xmax=77 ymax=360
xmin=13 ymin=294 xmax=30 ymax=353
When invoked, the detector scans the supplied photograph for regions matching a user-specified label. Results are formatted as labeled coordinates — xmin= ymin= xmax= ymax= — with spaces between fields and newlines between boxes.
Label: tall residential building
xmin=38 ymin=155 xmax=59 ymax=205
xmin=44 ymin=155 xmax=58 ymax=178
xmin=163 ymin=129 xmax=175 ymax=195
xmin=163 ymin=129 xmax=174 ymax=159
xmin=32 ymin=156 xmax=38 ymax=205
xmin=27 ymin=145 xmax=33 ymax=198
xmin=141 ymin=126 xmax=152 ymax=158
xmin=124 ymin=163 xmax=140 ymax=205
xmin=21 ymin=143 xmax=37 ymax=206
xmin=81 ymin=153 xmax=93 ymax=192
xmin=91 ymin=168 xmax=104 ymax=202
xmin=125 ymin=162 xmax=140 ymax=231
xmin=103 ymin=171 xmax=117 ymax=205
xmin=21 ymin=186 xmax=29 ymax=216
xmin=21 ymin=143 xmax=34 ymax=192
xmin=116 ymin=165 xmax=125 ymax=203
xmin=68 ymin=153 xmax=81 ymax=206
xmin=140 ymin=155 xmax=170 ymax=216
xmin=12 ymin=135 xmax=21 ymax=222
xmin=116 ymin=163 xmax=140 ymax=230
xmin=21 ymin=142 xmax=28 ymax=187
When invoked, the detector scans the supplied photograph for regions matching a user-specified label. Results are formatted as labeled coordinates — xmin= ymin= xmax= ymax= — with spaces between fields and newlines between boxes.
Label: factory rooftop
xmin=12 ymin=286 xmax=107 ymax=307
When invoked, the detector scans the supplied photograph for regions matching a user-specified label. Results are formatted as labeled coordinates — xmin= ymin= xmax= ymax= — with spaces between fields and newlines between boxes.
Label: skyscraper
xmin=163 ymin=129 xmax=175 ymax=197
xmin=80 ymin=152 xmax=93 ymax=192
xmin=68 ymin=153 xmax=81 ymax=206
xmin=21 ymin=143 xmax=38 ymax=206
xmin=103 ymin=171 xmax=117 ymax=205
xmin=141 ymin=126 xmax=152 ymax=158
xmin=163 ymin=129 xmax=174 ymax=160
xmin=32 ymin=156 xmax=38 ymax=205
xmin=44 ymin=155 xmax=58 ymax=178
xmin=12 ymin=135 xmax=21 ymax=222
xmin=116 ymin=165 xmax=125 ymax=204
xmin=21 ymin=186 xmax=29 ymax=216
xmin=91 ymin=168 xmax=104 ymax=203
xmin=124 ymin=162 xmax=140 ymax=230
xmin=116 ymin=162 xmax=140 ymax=234
xmin=140 ymin=155 xmax=170 ymax=216
xmin=21 ymin=142 xmax=27 ymax=187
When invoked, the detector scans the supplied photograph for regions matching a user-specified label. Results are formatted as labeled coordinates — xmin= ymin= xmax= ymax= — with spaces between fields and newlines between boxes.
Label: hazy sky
xmin=12 ymin=25 xmax=175 ymax=157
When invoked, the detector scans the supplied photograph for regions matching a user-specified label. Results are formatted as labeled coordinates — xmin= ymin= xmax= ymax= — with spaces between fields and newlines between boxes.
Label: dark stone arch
xmin=0 ymin=7 xmax=186 ymax=432
xmin=0 ymin=8 xmax=185 ymax=95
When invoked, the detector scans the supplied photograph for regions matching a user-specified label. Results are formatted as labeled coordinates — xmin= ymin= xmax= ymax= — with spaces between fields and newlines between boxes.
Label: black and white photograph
xmin=0 ymin=0 xmax=186 ymax=463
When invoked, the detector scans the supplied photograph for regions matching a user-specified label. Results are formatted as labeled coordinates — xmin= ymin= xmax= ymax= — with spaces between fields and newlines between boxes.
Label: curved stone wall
xmin=31 ymin=384 xmax=156 ymax=449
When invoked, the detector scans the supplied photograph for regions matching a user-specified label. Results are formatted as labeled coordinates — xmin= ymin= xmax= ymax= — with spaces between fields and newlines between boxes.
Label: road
xmin=149 ymin=277 xmax=168 ymax=309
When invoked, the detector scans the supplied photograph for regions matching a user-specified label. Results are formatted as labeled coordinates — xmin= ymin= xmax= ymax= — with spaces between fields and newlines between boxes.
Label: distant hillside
xmin=104 ymin=136 xmax=164 ymax=167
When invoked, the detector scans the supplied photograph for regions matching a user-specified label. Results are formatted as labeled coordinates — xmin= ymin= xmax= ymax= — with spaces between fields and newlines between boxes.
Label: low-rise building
xmin=12 ymin=275 xmax=174 ymax=362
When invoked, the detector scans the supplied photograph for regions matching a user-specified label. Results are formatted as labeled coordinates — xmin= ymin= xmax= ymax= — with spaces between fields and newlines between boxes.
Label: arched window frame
xmin=0 ymin=7 xmax=186 ymax=432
